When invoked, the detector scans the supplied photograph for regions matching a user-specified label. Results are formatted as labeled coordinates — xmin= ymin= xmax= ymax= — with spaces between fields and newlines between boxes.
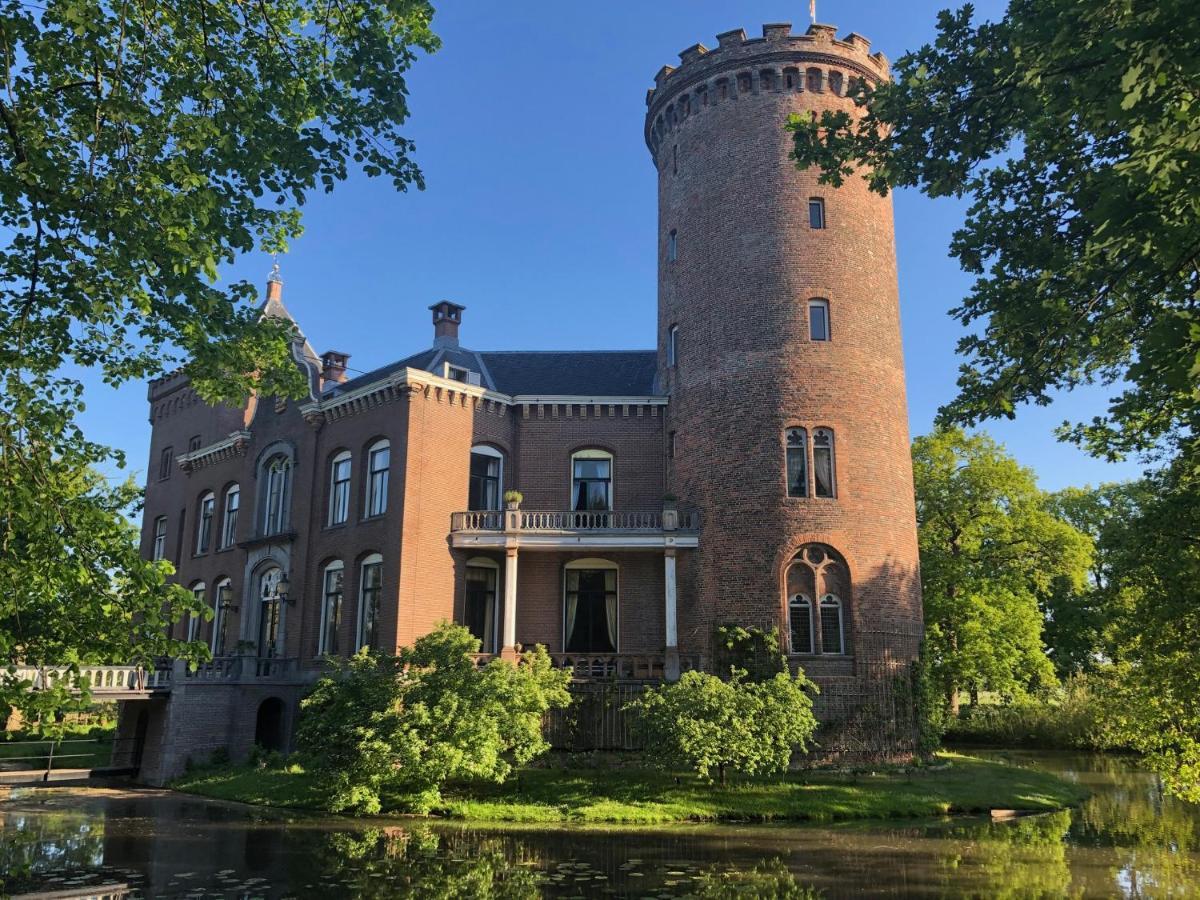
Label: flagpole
xmin=810 ymin=0 xmax=817 ymax=25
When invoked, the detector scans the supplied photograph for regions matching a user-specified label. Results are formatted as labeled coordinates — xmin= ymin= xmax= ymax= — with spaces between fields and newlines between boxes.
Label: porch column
xmin=501 ymin=543 xmax=519 ymax=659
xmin=664 ymin=547 xmax=680 ymax=681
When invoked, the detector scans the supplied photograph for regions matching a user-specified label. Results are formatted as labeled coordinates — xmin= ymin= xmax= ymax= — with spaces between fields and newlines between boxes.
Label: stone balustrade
xmin=451 ymin=508 xmax=700 ymax=534
xmin=8 ymin=665 xmax=172 ymax=694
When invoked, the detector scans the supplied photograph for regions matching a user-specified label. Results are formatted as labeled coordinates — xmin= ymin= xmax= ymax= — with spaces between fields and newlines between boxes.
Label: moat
xmin=2 ymin=752 xmax=1197 ymax=898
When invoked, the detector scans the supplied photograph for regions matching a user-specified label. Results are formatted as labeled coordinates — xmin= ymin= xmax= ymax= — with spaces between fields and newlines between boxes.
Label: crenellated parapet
xmin=644 ymin=23 xmax=889 ymax=157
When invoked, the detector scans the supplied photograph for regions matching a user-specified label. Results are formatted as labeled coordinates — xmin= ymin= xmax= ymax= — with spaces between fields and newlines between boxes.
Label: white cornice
xmin=177 ymin=431 xmax=252 ymax=472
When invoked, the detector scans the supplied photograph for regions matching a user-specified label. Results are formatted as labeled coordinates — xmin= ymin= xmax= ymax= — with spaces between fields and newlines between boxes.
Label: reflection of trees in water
xmin=689 ymin=858 xmax=823 ymax=898
xmin=0 ymin=810 xmax=106 ymax=895
xmin=932 ymin=811 xmax=1075 ymax=898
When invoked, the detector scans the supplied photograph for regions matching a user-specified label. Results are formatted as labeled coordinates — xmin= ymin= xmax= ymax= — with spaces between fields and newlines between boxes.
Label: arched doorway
xmin=254 ymin=697 xmax=286 ymax=752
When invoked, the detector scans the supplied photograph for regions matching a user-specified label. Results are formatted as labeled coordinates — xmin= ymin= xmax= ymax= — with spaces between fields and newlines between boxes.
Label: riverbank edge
xmin=169 ymin=751 xmax=1088 ymax=826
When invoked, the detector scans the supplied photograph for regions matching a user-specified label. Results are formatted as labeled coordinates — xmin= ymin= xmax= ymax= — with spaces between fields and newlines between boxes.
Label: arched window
xmin=158 ymin=446 xmax=173 ymax=481
xmin=187 ymin=582 xmax=205 ymax=642
xmin=319 ymin=561 xmax=344 ymax=656
xmin=828 ymin=71 xmax=844 ymax=95
xmin=257 ymin=566 xmax=283 ymax=658
xmin=357 ymin=554 xmax=383 ymax=651
xmin=821 ymin=595 xmax=844 ymax=655
xmin=221 ymin=484 xmax=239 ymax=549
xmin=806 ymin=67 xmax=824 ymax=92
xmin=737 ymin=71 xmax=752 ymax=93
xmin=152 ymin=516 xmax=168 ymax=561
xmin=809 ymin=299 xmax=831 ymax=342
xmin=786 ymin=544 xmax=850 ymax=655
xmin=261 ymin=455 xmax=292 ymax=535
xmin=212 ymin=578 xmax=232 ymax=656
xmin=469 ymin=445 xmax=504 ymax=511
xmin=195 ymin=492 xmax=215 ymax=555
xmin=784 ymin=66 xmax=800 ymax=90
xmin=759 ymin=68 xmax=776 ymax=91
xmin=789 ymin=594 xmax=813 ymax=654
xmin=365 ymin=440 xmax=390 ymax=518
xmin=667 ymin=324 xmax=679 ymax=368
xmin=465 ymin=557 xmax=499 ymax=654
xmin=564 ymin=559 xmax=618 ymax=652
xmin=813 ymin=429 xmax=836 ymax=498
xmin=785 ymin=428 xmax=808 ymax=498
xmin=329 ymin=451 xmax=352 ymax=525
xmin=571 ymin=449 xmax=613 ymax=511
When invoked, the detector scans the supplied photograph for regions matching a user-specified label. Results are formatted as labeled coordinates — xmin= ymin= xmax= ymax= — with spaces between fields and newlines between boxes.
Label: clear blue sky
xmin=81 ymin=0 xmax=1144 ymax=492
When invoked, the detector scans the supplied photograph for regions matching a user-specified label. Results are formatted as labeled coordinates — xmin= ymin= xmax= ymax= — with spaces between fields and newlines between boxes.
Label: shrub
xmin=712 ymin=624 xmax=786 ymax=682
xmin=297 ymin=622 xmax=572 ymax=814
xmin=627 ymin=669 xmax=818 ymax=784
xmin=944 ymin=676 xmax=1112 ymax=750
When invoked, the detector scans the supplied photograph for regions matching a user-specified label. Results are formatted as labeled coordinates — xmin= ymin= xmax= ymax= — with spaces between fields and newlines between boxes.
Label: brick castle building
xmin=119 ymin=22 xmax=923 ymax=782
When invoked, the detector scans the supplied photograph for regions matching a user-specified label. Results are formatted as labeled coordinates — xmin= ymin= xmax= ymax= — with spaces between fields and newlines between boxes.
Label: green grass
xmin=171 ymin=752 xmax=1087 ymax=825
xmin=0 ymin=724 xmax=116 ymax=770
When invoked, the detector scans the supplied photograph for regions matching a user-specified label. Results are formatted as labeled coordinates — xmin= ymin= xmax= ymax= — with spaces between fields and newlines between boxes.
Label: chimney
xmin=429 ymin=301 xmax=466 ymax=348
xmin=321 ymin=350 xmax=350 ymax=386
xmin=266 ymin=262 xmax=283 ymax=305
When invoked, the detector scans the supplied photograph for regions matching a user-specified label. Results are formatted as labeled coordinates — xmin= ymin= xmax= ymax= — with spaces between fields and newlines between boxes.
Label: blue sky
xmin=81 ymin=0 xmax=1143 ymax=491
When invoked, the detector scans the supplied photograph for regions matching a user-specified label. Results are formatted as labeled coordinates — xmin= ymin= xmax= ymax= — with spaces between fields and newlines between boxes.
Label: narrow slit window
xmin=667 ymin=324 xmax=679 ymax=367
xmin=667 ymin=229 xmax=678 ymax=262
xmin=809 ymin=299 xmax=830 ymax=342
xmin=786 ymin=428 xmax=808 ymax=498
xmin=809 ymin=198 xmax=826 ymax=230
xmin=813 ymin=428 xmax=836 ymax=498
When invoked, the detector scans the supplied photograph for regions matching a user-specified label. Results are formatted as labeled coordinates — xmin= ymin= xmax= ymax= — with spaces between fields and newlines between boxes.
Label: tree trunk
xmin=718 ymin=763 xmax=726 ymax=786
xmin=969 ymin=684 xmax=979 ymax=708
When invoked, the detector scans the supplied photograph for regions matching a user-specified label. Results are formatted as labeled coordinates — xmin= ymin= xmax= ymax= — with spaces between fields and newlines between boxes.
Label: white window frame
xmin=211 ymin=578 xmax=231 ymax=656
xmin=329 ymin=451 xmax=352 ymax=526
xmin=221 ymin=484 xmax=239 ymax=549
xmin=356 ymin=553 xmax=384 ymax=651
xmin=365 ymin=440 xmax=390 ymax=518
xmin=196 ymin=492 xmax=215 ymax=555
xmin=464 ymin=556 xmax=500 ymax=654
xmin=152 ymin=516 xmax=168 ymax=561
xmin=808 ymin=299 xmax=831 ymax=342
xmin=570 ymin=449 xmax=614 ymax=512
xmin=187 ymin=582 xmax=206 ymax=642
xmin=319 ymin=560 xmax=345 ymax=656
xmin=562 ymin=558 xmax=619 ymax=654
xmin=789 ymin=593 xmax=815 ymax=654
xmin=262 ymin=455 xmax=292 ymax=535
xmin=808 ymin=197 xmax=826 ymax=229
xmin=820 ymin=594 xmax=845 ymax=655
xmin=469 ymin=444 xmax=504 ymax=512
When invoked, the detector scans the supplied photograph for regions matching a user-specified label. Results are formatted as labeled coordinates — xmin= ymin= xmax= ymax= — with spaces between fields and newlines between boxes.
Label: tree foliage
xmin=912 ymin=428 xmax=1092 ymax=709
xmin=297 ymin=623 xmax=572 ymax=814
xmin=788 ymin=0 xmax=1200 ymax=464
xmin=0 ymin=0 xmax=437 ymax=716
xmin=626 ymin=669 xmax=818 ymax=784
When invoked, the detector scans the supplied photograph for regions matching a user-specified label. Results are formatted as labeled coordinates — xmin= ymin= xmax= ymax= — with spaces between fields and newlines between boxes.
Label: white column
xmin=664 ymin=548 xmax=678 ymax=649
xmin=502 ymin=545 xmax=519 ymax=655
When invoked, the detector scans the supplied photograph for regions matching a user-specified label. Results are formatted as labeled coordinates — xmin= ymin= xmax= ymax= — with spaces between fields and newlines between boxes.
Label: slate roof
xmin=330 ymin=347 xmax=659 ymax=398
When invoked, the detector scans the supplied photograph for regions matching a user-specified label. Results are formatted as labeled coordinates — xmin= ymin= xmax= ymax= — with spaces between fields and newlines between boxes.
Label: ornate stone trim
xmin=177 ymin=431 xmax=251 ymax=473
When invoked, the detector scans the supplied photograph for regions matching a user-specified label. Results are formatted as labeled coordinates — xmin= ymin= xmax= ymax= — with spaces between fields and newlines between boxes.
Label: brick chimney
xmin=266 ymin=262 xmax=283 ymax=304
xmin=321 ymin=350 xmax=350 ymax=386
xmin=430 ymin=301 xmax=466 ymax=348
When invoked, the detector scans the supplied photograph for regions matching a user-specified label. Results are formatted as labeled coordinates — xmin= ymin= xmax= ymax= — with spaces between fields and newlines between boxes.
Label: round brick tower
xmin=647 ymin=23 xmax=923 ymax=718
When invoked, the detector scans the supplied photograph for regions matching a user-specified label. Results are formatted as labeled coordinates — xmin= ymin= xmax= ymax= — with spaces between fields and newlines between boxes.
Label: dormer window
xmin=443 ymin=363 xmax=480 ymax=385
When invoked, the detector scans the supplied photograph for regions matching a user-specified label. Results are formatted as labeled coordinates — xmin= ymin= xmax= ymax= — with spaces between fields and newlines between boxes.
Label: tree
xmin=0 ymin=1 xmax=438 ymax=716
xmin=912 ymin=428 xmax=1092 ymax=712
xmin=788 ymin=0 xmax=1200 ymax=464
xmin=626 ymin=669 xmax=818 ymax=785
xmin=297 ymin=623 xmax=572 ymax=814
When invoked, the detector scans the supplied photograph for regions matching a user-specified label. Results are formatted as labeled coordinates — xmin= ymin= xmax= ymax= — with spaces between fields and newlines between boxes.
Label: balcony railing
xmin=451 ymin=508 xmax=700 ymax=534
xmin=550 ymin=652 xmax=702 ymax=681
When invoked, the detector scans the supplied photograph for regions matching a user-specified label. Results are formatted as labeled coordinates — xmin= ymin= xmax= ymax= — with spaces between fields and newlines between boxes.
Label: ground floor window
xmin=564 ymin=562 xmax=617 ymax=652
xmin=319 ymin=561 xmax=344 ymax=656
xmin=465 ymin=561 xmax=498 ymax=653
xmin=786 ymin=544 xmax=850 ymax=655
xmin=789 ymin=594 xmax=813 ymax=654
xmin=357 ymin=554 xmax=383 ymax=651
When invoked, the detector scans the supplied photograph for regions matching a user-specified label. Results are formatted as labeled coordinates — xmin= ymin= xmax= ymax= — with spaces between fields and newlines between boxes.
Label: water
xmin=1 ymin=751 xmax=1196 ymax=898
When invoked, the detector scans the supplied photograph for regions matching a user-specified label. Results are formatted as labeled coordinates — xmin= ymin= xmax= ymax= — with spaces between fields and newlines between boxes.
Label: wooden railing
xmin=451 ymin=508 xmax=700 ymax=534
xmin=8 ymin=665 xmax=172 ymax=693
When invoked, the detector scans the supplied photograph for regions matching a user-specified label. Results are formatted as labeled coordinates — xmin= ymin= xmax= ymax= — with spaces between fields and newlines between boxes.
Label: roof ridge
xmin=478 ymin=349 xmax=655 ymax=355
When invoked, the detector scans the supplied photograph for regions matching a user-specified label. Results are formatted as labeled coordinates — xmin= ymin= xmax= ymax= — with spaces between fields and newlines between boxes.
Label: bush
xmin=626 ymin=669 xmax=818 ymax=784
xmin=711 ymin=624 xmax=786 ymax=682
xmin=944 ymin=676 xmax=1112 ymax=750
xmin=297 ymin=622 xmax=572 ymax=814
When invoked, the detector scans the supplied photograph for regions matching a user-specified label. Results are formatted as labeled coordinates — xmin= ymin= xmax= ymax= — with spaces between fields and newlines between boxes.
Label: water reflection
xmin=0 ymin=753 xmax=1196 ymax=898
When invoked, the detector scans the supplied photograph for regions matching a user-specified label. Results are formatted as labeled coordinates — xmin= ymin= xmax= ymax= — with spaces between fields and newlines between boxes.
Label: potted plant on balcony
xmin=503 ymin=489 xmax=524 ymax=511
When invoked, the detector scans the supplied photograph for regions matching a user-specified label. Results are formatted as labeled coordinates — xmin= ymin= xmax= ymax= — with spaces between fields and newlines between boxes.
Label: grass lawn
xmin=172 ymin=752 xmax=1087 ymax=825
xmin=0 ymin=725 xmax=116 ymax=771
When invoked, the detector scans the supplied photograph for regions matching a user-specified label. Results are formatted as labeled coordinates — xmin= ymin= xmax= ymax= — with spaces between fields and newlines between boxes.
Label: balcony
xmin=449 ymin=507 xmax=700 ymax=551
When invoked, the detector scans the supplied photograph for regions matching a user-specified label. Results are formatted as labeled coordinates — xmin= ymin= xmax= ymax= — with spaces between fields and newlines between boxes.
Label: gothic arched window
xmin=786 ymin=544 xmax=850 ymax=655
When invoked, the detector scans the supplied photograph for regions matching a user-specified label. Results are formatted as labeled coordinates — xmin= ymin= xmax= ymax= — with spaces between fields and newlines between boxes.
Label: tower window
xmin=673 ymin=144 xmax=678 ymax=176
xmin=809 ymin=198 xmax=826 ymax=229
xmin=158 ymin=446 xmax=173 ymax=481
xmin=195 ymin=492 xmax=215 ymax=555
xmin=813 ymin=429 xmax=837 ymax=498
xmin=667 ymin=229 xmax=678 ymax=262
xmin=669 ymin=431 xmax=677 ymax=459
xmin=188 ymin=435 xmax=202 ymax=453
xmin=785 ymin=428 xmax=808 ymax=498
xmin=806 ymin=68 xmax=824 ymax=93
xmin=809 ymin=299 xmax=831 ymax=341
xmin=828 ymin=71 xmax=844 ymax=96
xmin=152 ymin=516 xmax=168 ymax=561
xmin=667 ymin=324 xmax=679 ymax=367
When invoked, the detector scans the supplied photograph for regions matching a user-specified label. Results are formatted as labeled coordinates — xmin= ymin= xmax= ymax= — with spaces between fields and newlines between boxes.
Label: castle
xmin=118 ymin=23 xmax=923 ymax=783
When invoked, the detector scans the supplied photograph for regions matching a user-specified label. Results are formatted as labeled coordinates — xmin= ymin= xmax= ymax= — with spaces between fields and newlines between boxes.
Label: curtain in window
xmin=564 ymin=570 xmax=579 ymax=648
xmin=813 ymin=430 xmax=835 ymax=498
xmin=465 ymin=566 xmax=497 ymax=653
xmin=786 ymin=428 xmax=807 ymax=497
xmin=604 ymin=570 xmax=618 ymax=649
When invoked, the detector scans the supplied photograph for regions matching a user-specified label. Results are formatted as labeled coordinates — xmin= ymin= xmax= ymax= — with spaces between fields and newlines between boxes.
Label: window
xmin=188 ymin=435 xmax=202 ymax=453
xmin=673 ymin=144 xmax=678 ymax=175
xmin=669 ymin=431 xmax=677 ymax=459
xmin=564 ymin=560 xmax=617 ymax=652
xmin=187 ymin=583 xmax=205 ymax=642
xmin=258 ymin=567 xmax=283 ymax=658
xmin=212 ymin=579 xmax=231 ymax=656
xmin=469 ymin=445 xmax=503 ymax=511
xmin=319 ymin=561 xmax=344 ymax=656
xmin=365 ymin=440 xmax=390 ymax=518
xmin=667 ymin=324 xmax=679 ymax=367
xmin=195 ymin=492 xmax=215 ymax=555
xmin=821 ymin=595 xmax=844 ymax=654
xmin=262 ymin=455 xmax=291 ymax=535
xmin=465 ymin=559 xmax=499 ymax=654
xmin=809 ymin=198 xmax=826 ymax=229
xmin=789 ymin=594 xmax=813 ymax=654
xmin=828 ymin=71 xmax=844 ymax=95
xmin=667 ymin=229 xmax=678 ymax=262
xmin=152 ymin=516 xmax=168 ymax=560
xmin=447 ymin=365 xmax=469 ymax=382
xmin=221 ymin=485 xmax=239 ymax=548
xmin=809 ymin=299 xmax=831 ymax=342
xmin=357 ymin=554 xmax=383 ymax=651
xmin=572 ymin=450 xmax=613 ymax=511
xmin=786 ymin=544 xmax=850 ymax=656
xmin=806 ymin=67 xmax=823 ymax=92
xmin=786 ymin=428 xmax=808 ymax=498
xmin=813 ymin=429 xmax=836 ymax=498
xmin=329 ymin=451 xmax=351 ymax=525
xmin=158 ymin=447 xmax=173 ymax=481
